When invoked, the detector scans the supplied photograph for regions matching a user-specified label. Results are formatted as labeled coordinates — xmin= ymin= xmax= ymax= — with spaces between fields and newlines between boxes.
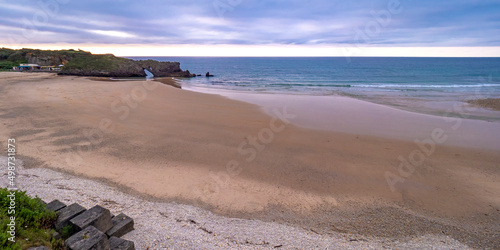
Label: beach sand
xmin=468 ymin=98 xmax=500 ymax=111
xmin=1 ymin=72 xmax=499 ymax=248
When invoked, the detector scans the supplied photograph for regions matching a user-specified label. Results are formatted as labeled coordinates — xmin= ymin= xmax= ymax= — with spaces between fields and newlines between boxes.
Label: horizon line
xmin=3 ymin=44 xmax=500 ymax=57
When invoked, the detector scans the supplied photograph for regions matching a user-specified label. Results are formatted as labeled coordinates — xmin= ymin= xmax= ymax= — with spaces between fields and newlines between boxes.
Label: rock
xmin=52 ymin=231 xmax=62 ymax=240
xmin=27 ymin=247 xmax=49 ymax=250
xmin=59 ymin=55 xmax=195 ymax=78
xmin=46 ymin=199 xmax=66 ymax=212
xmin=70 ymin=205 xmax=113 ymax=232
xmin=56 ymin=203 xmax=86 ymax=231
xmin=109 ymin=236 xmax=135 ymax=250
xmin=106 ymin=213 xmax=134 ymax=238
xmin=65 ymin=226 xmax=110 ymax=250
xmin=206 ymin=72 xmax=214 ymax=77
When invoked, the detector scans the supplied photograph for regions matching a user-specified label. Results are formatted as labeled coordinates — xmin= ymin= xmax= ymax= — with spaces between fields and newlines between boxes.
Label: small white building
xmin=19 ymin=64 xmax=41 ymax=70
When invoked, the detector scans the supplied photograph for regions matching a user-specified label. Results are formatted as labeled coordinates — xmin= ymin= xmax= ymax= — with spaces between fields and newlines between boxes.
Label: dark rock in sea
xmin=65 ymin=226 xmax=110 ymax=250
xmin=206 ymin=72 xmax=214 ymax=77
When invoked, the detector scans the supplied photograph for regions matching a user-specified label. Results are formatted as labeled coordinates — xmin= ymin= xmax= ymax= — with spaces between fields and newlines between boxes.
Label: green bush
xmin=6 ymin=52 xmax=25 ymax=63
xmin=0 ymin=188 xmax=63 ymax=249
xmin=0 ymin=48 xmax=16 ymax=60
xmin=0 ymin=61 xmax=16 ymax=70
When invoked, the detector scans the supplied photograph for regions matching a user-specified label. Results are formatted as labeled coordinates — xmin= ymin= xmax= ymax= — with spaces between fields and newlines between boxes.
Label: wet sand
xmin=193 ymin=89 xmax=500 ymax=150
xmin=468 ymin=98 xmax=500 ymax=111
xmin=1 ymin=72 xmax=499 ymax=248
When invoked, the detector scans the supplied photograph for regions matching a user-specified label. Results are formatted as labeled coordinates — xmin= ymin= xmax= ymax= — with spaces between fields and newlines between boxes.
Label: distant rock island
xmin=0 ymin=48 xmax=195 ymax=78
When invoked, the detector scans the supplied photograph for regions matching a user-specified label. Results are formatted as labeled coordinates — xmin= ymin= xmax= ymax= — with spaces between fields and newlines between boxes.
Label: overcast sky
xmin=1 ymin=0 xmax=499 ymax=55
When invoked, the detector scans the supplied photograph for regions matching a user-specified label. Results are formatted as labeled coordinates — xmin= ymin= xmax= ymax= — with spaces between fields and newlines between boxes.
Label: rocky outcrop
xmin=0 ymin=48 xmax=195 ymax=78
xmin=24 ymin=51 xmax=83 ymax=66
xmin=58 ymin=54 xmax=195 ymax=77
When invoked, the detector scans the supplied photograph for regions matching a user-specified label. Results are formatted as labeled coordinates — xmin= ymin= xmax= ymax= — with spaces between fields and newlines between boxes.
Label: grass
xmin=62 ymin=54 xmax=131 ymax=73
xmin=0 ymin=188 xmax=64 ymax=249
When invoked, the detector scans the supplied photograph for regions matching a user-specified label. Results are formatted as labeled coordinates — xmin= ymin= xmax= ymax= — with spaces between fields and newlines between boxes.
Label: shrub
xmin=0 ymin=61 xmax=15 ymax=70
xmin=0 ymin=188 xmax=63 ymax=249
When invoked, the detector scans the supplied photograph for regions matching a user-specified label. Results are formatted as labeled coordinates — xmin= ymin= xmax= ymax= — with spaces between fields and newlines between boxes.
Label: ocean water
xmin=128 ymin=57 xmax=500 ymax=119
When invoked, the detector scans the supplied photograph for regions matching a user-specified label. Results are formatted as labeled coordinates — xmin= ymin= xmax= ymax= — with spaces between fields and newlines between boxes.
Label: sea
xmin=128 ymin=57 xmax=500 ymax=120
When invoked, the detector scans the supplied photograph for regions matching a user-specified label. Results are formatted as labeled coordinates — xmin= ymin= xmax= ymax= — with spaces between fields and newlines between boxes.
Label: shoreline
xmin=181 ymin=79 xmax=500 ymax=123
xmin=1 ymin=72 xmax=499 ymax=248
xmin=182 ymin=85 xmax=500 ymax=150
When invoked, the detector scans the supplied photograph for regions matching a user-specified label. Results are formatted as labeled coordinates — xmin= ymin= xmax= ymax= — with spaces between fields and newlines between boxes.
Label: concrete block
xmin=56 ymin=203 xmax=86 ymax=231
xmin=65 ymin=226 xmax=110 ymax=250
xmin=52 ymin=231 xmax=61 ymax=240
xmin=71 ymin=205 xmax=113 ymax=232
xmin=109 ymin=236 xmax=135 ymax=250
xmin=46 ymin=199 xmax=66 ymax=212
xmin=106 ymin=213 xmax=134 ymax=238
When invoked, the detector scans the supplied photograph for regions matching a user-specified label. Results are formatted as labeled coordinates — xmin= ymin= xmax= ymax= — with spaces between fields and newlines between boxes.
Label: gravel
xmin=0 ymin=157 xmax=470 ymax=249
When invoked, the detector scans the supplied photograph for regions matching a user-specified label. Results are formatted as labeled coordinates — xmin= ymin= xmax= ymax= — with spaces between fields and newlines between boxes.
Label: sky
xmin=1 ymin=0 xmax=500 ymax=56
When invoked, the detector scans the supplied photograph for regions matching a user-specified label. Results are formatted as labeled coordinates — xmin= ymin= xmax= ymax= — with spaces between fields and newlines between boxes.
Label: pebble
xmin=0 ymin=157 xmax=471 ymax=249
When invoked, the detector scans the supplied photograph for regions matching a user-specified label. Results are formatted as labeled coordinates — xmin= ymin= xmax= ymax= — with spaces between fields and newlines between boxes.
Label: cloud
xmin=0 ymin=0 xmax=499 ymax=47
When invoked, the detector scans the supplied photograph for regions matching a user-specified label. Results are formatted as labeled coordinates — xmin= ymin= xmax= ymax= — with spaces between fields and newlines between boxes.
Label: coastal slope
xmin=0 ymin=48 xmax=194 ymax=77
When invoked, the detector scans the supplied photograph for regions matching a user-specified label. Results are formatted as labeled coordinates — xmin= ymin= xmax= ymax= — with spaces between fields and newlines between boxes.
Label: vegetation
xmin=0 ymin=47 xmax=194 ymax=77
xmin=0 ymin=61 xmax=16 ymax=70
xmin=0 ymin=48 xmax=89 ymax=61
xmin=0 ymin=48 xmax=28 ymax=70
xmin=62 ymin=53 xmax=132 ymax=74
xmin=58 ymin=52 xmax=194 ymax=77
xmin=0 ymin=188 xmax=63 ymax=249
xmin=0 ymin=47 xmax=89 ymax=71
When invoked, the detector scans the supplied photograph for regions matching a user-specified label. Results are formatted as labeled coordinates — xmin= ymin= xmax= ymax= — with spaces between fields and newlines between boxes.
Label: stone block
xmin=71 ymin=205 xmax=113 ymax=232
xmin=46 ymin=199 xmax=66 ymax=212
xmin=27 ymin=247 xmax=49 ymax=250
xmin=65 ymin=226 xmax=110 ymax=250
xmin=106 ymin=213 xmax=134 ymax=238
xmin=56 ymin=203 xmax=86 ymax=231
xmin=52 ymin=231 xmax=61 ymax=240
xmin=109 ymin=236 xmax=135 ymax=250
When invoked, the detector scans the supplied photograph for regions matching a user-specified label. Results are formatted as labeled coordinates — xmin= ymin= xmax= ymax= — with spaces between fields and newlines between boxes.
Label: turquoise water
xmin=128 ymin=57 xmax=500 ymax=119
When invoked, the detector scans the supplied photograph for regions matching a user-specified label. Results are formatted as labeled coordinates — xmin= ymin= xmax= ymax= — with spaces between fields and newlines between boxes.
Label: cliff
xmin=58 ymin=54 xmax=194 ymax=77
xmin=0 ymin=48 xmax=195 ymax=77
xmin=0 ymin=48 xmax=90 ymax=66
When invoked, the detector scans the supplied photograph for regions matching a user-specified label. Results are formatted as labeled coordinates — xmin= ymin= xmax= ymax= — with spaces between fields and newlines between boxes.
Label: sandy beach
xmin=1 ymin=72 xmax=499 ymax=248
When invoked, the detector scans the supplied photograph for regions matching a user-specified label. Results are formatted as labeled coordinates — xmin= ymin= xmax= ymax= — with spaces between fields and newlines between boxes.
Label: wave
xmin=354 ymin=83 xmax=500 ymax=89
xmin=206 ymin=81 xmax=500 ymax=89
xmin=192 ymin=76 xmax=500 ymax=90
